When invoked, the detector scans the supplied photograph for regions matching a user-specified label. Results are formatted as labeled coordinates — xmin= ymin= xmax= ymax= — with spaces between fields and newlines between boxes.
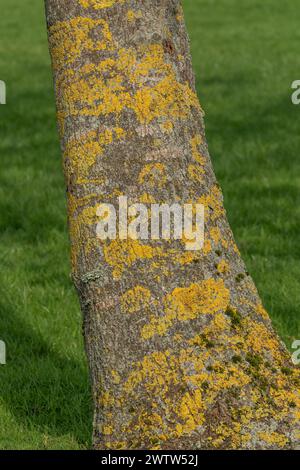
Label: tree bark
xmin=45 ymin=0 xmax=300 ymax=450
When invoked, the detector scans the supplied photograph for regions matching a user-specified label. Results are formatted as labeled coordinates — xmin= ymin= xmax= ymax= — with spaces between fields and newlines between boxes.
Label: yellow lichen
xmin=138 ymin=163 xmax=166 ymax=187
xmin=142 ymin=279 xmax=230 ymax=339
xmin=167 ymin=278 xmax=230 ymax=317
xmin=210 ymin=227 xmax=221 ymax=244
xmin=258 ymin=432 xmax=288 ymax=448
xmin=126 ymin=9 xmax=142 ymax=21
xmin=80 ymin=0 xmax=124 ymax=9
xmin=67 ymin=195 xmax=99 ymax=272
xmin=255 ymin=302 xmax=269 ymax=320
xmin=188 ymin=163 xmax=204 ymax=183
xmin=139 ymin=193 xmax=156 ymax=204
xmin=203 ymin=239 xmax=212 ymax=254
xmin=121 ymin=286 xmax=152 ymax=314
xmin=103 ymin=240 xmax=156 ymax=278
xmin=190 ymin=134 xmax=205 ymax=165
xmin=176 ymin=390 xmax=205 ymax=435
xmin=198 ymin=185 xmax=224 ymax=221
xmin=217 ymin=259 xmax=229 ymax=274
xmin=49 ymin=17 xmax=113 ymax=70
xmin=102 ymin=425 xmax=113 ymax=436
xmin=160 ymin=120 xmax=174 ymax=133
xmin=51 ymin=38 xmax=201 ymax=131
xmin=64 ymin=127 xmax=125 ymax=183
xmin=111 ymin=370 xmax=121 ymax=384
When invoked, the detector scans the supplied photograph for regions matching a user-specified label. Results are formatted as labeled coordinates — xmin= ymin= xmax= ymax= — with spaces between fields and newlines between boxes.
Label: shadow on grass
xmin=0 ymin=296 xmax=92 ymax=447
xmin=0 ymin=71 xmax=93 ymax=447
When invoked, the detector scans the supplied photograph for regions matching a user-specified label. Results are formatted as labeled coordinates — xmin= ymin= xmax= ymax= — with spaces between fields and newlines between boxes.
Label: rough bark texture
xmin=45 ymin=0 xmax=300 ymax=450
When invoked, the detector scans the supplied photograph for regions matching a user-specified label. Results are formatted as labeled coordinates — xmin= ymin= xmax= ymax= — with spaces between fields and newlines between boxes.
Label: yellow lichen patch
xmin=160 ymin=120 xmax=174 ymax=133
xmin=221 ymin=238 xmax=229 ymax=249
xmin=64 ymin=131 xmax=102 ymax=180
xmin=121 ymin=286 xmax=152 ymax=314
xmin=233 ymin=242 xmax=240 ymax=255
xmin=135 ymin=412 xmax=166 ymax=447
xmin=212 ymin=363 xmax=251 ymax=392
xmin=176 ymin=390 xmax=205 ymax=436
xmin=173 ymin=333 xmax=183 ymax=342
xmin=103 ymin=237 xmax=205 ymax=280
xmin=175 ymin=251 xmax=199 ymax=265
xmin=106 ymin=441 xmax=127 ymax=449
xmin=103 ymin=240 xmax=156 ymax=278
xmin=270 ymin=382 xmax=300 ymax=418
xmin=141 ymin=279 xmax=230 ymax=339
xmin=217 ymin=259 xmax=229 ymax=274
xmin=54 ymin=42 xmax=200 ymax=129
xmin=244 ymin=317 xmax=283 ymax=363
xmin=126 ymin=9 xmax=142 ymax=21
xmin=57 ymin=64 xmax=130 ymax=122
xmin=118 ymin=349 xmax=206 ymax=443
xmin=102 ymin=425 xmax=113 ymax=436
xmin=198 ymin=185 xmax=224 ymax=221
xmin=139 ymin=246 xmax=201 ymax=278
xmin=203 ymin=239 xmax=212 ymax=254
xmin=127 ymin=9 xmax=135 ymax=21
xmin=198 ymin=312 xmax=232 ymax=347
xmin=80 ymin=0 xmax=125 ymax=9
xmin=111 ymin=370 xmax=121 ymax=384
xmin=212 ymin=420 xmax=251 ymax=449
xmin=210 ymin=227 xmax=221 ymax=244
xmin=168 ymin=279 xmax=230 ymax=317
xmin=258 ymin=432 xmax=288 ymax=448
xmin=108 ymin=343 xmax=257 ymax=447
xmin=49 ymin=17 xmax=113 ymax=70
xmin=188 ymin=163 xmax=204 ymax=183
xmin=123 ymin=350 xmax=178 ymax=395
xmin=100 ymin=390 xmax=115 ymax=407
xmin=132 ymin=73 xmax=200 ymax=123
xmin=190 ymin=134 xmax=205 ymax=165
xmin=212 ymin=423 xmax=232 ymax=448
xmin=139 ymin=193 xmax=156 ymax=204
xmin=67 ymin=194 xmax=100 ymax=271
xmin=255 ymin=302 xmax=269 ymax=320
xmin=64 ymin=127 xmax=125 ymax=183
xmin=209 ymin=311 xmax=228 ymax=331
xmin=138 ymin=163 xmax=166 ymax=187
xmin=101 ymin=332 xmax=300 ymax=448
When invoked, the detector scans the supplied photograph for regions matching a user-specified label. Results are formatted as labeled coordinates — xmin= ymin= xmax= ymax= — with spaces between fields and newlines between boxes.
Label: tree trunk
xmin=45 ymin=0 xmax=300 ymax=450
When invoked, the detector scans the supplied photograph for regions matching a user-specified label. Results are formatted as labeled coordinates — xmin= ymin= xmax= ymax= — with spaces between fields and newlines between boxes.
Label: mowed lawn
xmin=0 ymin=0 xmax=299 ymax=450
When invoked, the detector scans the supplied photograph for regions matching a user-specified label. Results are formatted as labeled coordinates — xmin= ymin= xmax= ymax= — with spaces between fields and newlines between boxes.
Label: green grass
xmin=0 ymin=0 xmax=299 ymax=450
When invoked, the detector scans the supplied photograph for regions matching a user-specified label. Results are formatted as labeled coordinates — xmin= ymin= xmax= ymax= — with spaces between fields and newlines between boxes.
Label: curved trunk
xmin=45 ymin=0 xmax=300 ymax=450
